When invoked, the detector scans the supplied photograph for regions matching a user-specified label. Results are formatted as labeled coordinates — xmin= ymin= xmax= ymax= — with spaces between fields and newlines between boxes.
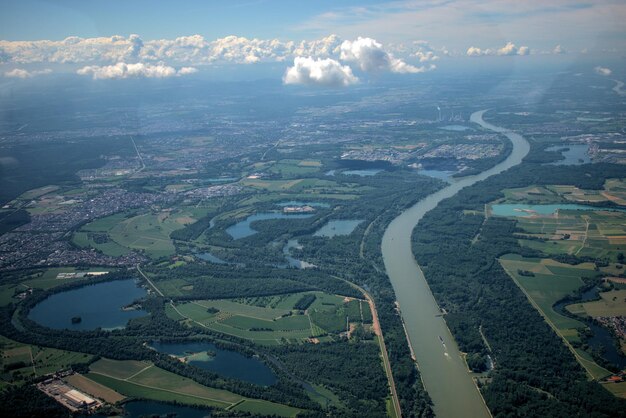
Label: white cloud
xmin=552 ymin=44 xmax=565 ymax=54
xmin=4 ymin=68 xmax=52 ymax=78
xmin=467 ymin=42 xmax=530 ymax=56
xmin=339 ymin=37 xmax=421 ymax=73
xmin=76 ymin=62 xmax=194 ymax=79
xmin=497 ymin=42 xmax=529 ymax=56
xmin=283 ymin=56 xmax=358 ymax=87
xmin=177 ymin=66 xmax=198 ymax=75
xmin=594 ymin=66 xmax=612 ymax=76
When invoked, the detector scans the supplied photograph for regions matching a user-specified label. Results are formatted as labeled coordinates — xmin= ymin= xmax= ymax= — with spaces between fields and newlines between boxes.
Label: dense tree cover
xmin=274 ymin=342 xmax=388 ymax=417
xmin=292 ymin=175 xmax=444 ymax=418
xmin=148 ymin=263 xmax=360 ymax=300
xmin=0 ymin=137 xmax=134 ymax=206
xmin=411 ymin=162 xmax=626 ymax=417
xmin=0 ymin=385 xmax=69 ymax=418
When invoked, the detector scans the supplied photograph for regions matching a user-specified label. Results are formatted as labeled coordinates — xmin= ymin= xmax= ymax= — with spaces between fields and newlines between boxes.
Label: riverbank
xmin=381 ymin=109 xmax=529 ymax=418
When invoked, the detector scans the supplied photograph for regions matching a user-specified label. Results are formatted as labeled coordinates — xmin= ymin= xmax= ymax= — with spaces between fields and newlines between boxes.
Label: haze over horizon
xmin=1 ymin=0 xmax=624 ymax=85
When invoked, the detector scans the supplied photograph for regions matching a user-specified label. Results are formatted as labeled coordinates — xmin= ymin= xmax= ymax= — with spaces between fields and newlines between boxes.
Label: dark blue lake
xmin=28 ymin=279 xmax=147 ymax=331
xmin=149 ymin=341 xmax=277 ymax=386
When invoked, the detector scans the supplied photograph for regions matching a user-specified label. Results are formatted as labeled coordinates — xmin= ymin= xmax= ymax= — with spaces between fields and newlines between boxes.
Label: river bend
xmin=381 ymin=109 xmax=530 ymax=417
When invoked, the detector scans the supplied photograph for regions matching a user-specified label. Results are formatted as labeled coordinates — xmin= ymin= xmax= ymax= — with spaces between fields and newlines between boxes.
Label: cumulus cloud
xmin=177 ymin=66 xmax=198 ymax=75
xmin=4 ymin=68 xmax=52 ymax=78
xmin=283 ymin=56 xmax=358 ymax=87
xmin=467 ymin=42 xmax=530 ymax=57
xmin=594 ymin=66 xmax=612 ymax=76
xmin=76 ymin=62 xmax=195 ymax=79
xmin=339 ymin=37 xmax=423 ymax=73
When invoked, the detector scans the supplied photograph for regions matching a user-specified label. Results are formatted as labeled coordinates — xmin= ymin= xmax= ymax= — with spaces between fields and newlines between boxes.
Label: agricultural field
xmin=265 ymin=159 xmax=323 ymax=176
xmin=495 ymin=180 xmax=626 ymax=262
xmin=567 ymin=289 xmax=626 ymax=318
xmin=167 ymin=291 xmax=371 ymax=345
xmin=64 ymin=373 xmax=126 ymax=404
xmin=0 ymin=336 xmax=93 ymax=388
xmin=73 ymin=207 xmax=210 ymax=258
xmin=87 ymin=358 xmax=301 ymax=416
xmin=499 ymin=255 xmax=613 ymax=379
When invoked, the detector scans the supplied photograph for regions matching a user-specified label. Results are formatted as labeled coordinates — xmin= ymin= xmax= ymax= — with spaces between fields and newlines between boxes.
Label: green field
xmin=0 ymin=336 xmax=93 ymax=388
xmin=500 ymin=255 xmax=612 ymax=379
xmin=74 ymin=207 xmax=209 ymax=258
xmin=168 ymin=291 xmax=369 ymax=345
xmin=567 ymin=289 xmax=626 ymax=318
xmin=498 ymin=180 xmax=626 ymax=262
xmin=87 ymin=358 xmax=301 ymax=416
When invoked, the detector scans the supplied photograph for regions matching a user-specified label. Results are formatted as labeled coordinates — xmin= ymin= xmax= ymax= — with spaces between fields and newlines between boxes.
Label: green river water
xmin=382 ymin=109 xmax=530 ymax=417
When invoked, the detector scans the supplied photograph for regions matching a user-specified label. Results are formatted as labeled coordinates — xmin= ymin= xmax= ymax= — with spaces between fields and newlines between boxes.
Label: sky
xmin=0 ymin=0 xmax=624 ymax=85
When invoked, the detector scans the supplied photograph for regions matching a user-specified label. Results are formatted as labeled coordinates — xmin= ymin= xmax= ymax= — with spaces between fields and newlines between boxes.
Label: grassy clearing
xmin=0 ymin=336 xmax=93 ymax=388
xmin=89 ymin=358 xmax=151 ymax=380
xmin=569 ymin=289 xmax=626 ymax=317
xmin=169 ymin=291 xmax=370 ymax=345
xmin=602 ymin=381 xmax=626 ymax=398
xmin=75 ymin=208 xmax=207 ymax=259
xmin=88 ymin=358 xmax=301 ymax=416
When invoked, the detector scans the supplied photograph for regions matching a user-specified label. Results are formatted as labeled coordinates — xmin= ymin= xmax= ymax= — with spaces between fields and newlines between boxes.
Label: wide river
xmin=382 ymin=109 xmax=530 ymax=418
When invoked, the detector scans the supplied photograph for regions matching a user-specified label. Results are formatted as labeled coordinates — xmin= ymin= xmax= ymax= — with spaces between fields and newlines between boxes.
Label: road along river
xmin=382 ymin=110 xmax=530 ymax=418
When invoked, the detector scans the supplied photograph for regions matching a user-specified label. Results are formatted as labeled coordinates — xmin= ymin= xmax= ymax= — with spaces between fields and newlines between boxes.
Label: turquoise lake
xmin=28 ymin=279 xmax=147 ymax=331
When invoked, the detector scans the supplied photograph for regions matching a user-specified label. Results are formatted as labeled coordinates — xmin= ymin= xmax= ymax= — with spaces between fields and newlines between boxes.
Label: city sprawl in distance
xmin=0 ymin=1 xmax=625 ymax=417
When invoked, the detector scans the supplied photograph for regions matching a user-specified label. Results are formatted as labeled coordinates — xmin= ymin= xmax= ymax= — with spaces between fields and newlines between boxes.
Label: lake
xmin=123 ymin=400 xmax=211 ymax=418
xmin=341 ymin=169 xmax=382 ymax=176
xmin=149 ymin=340 xmax=277 ymax=386
xmin=226 ymin=212 xmax=313 ymax=239
xmin=491 ymin=203 xmax=625 ymax=217
xmin=28 ymin=279 xmax=147 ymax=331
xmin=313 ymin=219 xmax=364 ymax=237
xmin=283 ymin=239 xmax=316 ymax=269
xmin=545 ymin=144 xmax=591 ymax=165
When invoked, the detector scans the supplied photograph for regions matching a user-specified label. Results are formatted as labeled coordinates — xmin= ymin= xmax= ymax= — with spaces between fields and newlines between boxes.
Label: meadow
xmin=167 ymin=291 xmax=370 ymax=345
xmin=87 ymin=358 xmax=301 ymax=416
